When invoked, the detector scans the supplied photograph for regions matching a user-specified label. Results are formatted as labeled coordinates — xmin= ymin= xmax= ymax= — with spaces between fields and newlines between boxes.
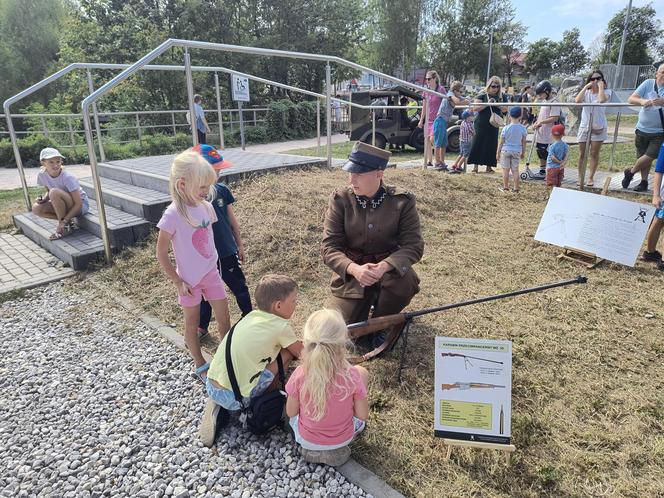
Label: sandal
xmin=193 ymin=362 xmax=210 ymax=384
xmin=49 ymin=222 xmax=70 ymax=241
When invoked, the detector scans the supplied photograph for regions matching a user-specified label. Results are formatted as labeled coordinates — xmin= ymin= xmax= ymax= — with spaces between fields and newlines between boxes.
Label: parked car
xmin=344 ymin=85 xmax=461 ymax=153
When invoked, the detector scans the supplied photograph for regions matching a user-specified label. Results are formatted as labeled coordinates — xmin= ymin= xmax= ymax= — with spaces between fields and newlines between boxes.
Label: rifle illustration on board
xmin=441 ymin=353 xmax=503 ymax=370
xmin=346 ymin=276 xmax=587 ymax=380
xmin=441 ymin=382 xmax=506 ymax=391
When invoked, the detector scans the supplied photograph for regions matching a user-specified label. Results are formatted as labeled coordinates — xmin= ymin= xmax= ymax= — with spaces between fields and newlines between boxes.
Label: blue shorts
xmin=80 ymin=196 xmax=90 ymax=215
xmin=460 ymin=141 xmax=471 ymax=158
xmin=433 ymin=117 xmax=448 ymax=148
xmin=206 ymin=369 xmax=274 ymax=411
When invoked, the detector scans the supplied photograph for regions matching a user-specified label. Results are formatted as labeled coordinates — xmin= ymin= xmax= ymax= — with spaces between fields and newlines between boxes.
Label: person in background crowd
xmin=467 ymin=76 xmax=507 ymax=174
xmin=621 ymin=62 xmax=664 ymax=192
xmin=418 ymin=70 xmax=446 ymax=168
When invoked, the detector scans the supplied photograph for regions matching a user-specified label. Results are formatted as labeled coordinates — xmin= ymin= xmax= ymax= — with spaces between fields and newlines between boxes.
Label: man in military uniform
xmin=321 ymin=142 xmax=424 ymax=326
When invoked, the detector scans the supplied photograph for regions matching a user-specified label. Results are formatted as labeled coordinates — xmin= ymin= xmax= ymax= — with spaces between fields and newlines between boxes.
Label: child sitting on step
xmin=286 ymin=308 xmax=369 ymax=467
xmin=33 ymin=148 xmax=90 ymax=240
xmin=156 ymin=149 xmax=231 ymax=384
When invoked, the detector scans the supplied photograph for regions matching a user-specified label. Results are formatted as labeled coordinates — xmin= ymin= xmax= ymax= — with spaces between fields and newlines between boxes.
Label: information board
xmin=231 ymin=74 xmax=250 ymax=102
xmin=535 ymin=187 xmax=655 ymax=267
xmin=434 ymin=337 xmax=512 ymax=445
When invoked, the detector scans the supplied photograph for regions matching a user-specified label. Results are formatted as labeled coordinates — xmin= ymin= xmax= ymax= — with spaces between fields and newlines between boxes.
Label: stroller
xmin=520 ymin=129 xmax=546 ymax=181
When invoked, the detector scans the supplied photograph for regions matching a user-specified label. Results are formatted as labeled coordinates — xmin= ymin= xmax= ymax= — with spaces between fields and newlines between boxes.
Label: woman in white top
xmin=575 ymin=69 xmax=611 ymax=186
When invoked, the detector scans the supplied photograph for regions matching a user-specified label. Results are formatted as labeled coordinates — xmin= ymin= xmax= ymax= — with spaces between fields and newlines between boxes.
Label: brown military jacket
xmin=321 ymin=184 xmax=424 ymax=299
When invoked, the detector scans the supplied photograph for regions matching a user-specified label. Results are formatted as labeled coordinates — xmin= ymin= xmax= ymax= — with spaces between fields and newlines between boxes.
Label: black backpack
xmin=225 ymin=321 xmax=287 ymax=435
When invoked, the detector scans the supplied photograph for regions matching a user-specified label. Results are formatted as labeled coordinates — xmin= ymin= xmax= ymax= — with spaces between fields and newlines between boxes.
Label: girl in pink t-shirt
xmin=156 ymin=150 xmax=230 ymax=383
xmin=286 ymin=309 xmax=368 ymax=466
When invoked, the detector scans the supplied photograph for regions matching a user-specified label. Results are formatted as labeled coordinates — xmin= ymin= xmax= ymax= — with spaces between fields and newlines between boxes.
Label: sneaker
xmin=621 ymin=169 xmax=634 ymax=189
xmin=301 ymin=446 xmax=351 ymax=467
xmin=633 ymin=180 xmax=648 ymax=192
xmin=498 ymin=187 xmax=509 ymax=193
xmin=199 ymin=398 xmax=229 ymax=447
xmin=434 ymin=163 xmax=448 ymax=171
xmin=539 ymin=169 xmax=546 ymax=176
xmin=642 ymin=250 xmax=663 ymax=263
xmin=658 ymin=261 xmax=664 ymax=271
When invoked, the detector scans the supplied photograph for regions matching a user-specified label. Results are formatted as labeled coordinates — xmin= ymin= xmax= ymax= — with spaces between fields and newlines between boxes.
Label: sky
xmin=511 ymin=0 xmax=664 ymax=49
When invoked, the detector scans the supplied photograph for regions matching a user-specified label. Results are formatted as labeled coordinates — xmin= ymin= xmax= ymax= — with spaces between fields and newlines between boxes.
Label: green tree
xmin=602 ymin=3 xmax=662 ymax=65
xmin=553 ymin=28 xmax=589 ymax=76
xmin=525 ymin=38 xmax=557 ymax=79
xmin=0 ymin=0 xmax=66 ymax=103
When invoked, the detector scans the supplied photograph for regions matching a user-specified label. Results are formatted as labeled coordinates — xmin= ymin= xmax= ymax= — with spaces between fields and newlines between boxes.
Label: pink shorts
xmin=179 ymin=268 xmax=227 ymax=307
xmin=426 ymin=122 xmax=434 ymax=138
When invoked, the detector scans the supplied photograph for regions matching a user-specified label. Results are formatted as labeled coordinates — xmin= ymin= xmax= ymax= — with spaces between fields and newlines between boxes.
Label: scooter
xmin=520 ymin=128 xmax=546 ymax=181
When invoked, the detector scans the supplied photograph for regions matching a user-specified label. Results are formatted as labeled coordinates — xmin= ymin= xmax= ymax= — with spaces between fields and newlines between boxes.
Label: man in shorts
xmin=622 ymin=62 xmax=664 ymax=192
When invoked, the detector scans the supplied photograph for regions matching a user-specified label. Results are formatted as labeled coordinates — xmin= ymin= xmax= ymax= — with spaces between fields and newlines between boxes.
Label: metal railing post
xmin=135 ymin=113 xmax=142 ymax=144
xmin=40 ymin=117 xmax=49 ymax=139
xmin=87 ymin=69 xmax=106 ymax=161
xmin=67 ymin=117 xmax=76 ymax=147
xmin=316 ymin=99 xmax=321 ymax=156
xmin=325 ymin=61 xmax=332 ymax=167
xmin=82 ymin=104 xmax=112 ymax=265
xmin=372 ymin=111 xmax=376 ymax=146
xmin=609 ymin=111 xmax=622 ymax=171
xmin=4 ymin=115 xmax=31 ymax=210
xmin=229 ymin=110 xmax=234 ymax=133
xmin=171 ymin=111 xmax=177 ymax=136
xmin=253 ymin=109 xmax=257 ymax=125
xmin=214 ymin=72 xmax=225 ymax=148
xmin=578 ymin=107 xmax=594 ymax=191
xmin=238 ymin=101 xmax=245 ymax=150
xmin=184 ymin=48 xmax=198 ymax=146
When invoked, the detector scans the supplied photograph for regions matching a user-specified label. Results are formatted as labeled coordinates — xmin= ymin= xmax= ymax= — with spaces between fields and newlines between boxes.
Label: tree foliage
xmin=553 ymin=29 xmax=589 ymax=76
xmin=602 ymin=3 xmax=662 ymax=66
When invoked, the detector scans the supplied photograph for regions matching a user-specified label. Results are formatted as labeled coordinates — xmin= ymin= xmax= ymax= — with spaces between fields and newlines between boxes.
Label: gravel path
xmin=0 ymin=283 xmax=370 ymax=498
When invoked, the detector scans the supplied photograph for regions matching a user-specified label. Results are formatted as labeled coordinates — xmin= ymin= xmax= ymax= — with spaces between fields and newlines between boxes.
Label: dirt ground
xmin=95 ymin=167 xmax=664 ymax=498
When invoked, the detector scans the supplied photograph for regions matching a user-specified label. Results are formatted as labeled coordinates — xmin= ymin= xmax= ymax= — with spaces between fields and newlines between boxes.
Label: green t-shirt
xmin=208 ymin=310 xmax=298 ymax=396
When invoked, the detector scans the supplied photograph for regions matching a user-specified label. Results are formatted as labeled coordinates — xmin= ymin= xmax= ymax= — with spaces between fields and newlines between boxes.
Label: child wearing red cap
xmin=545 ymin=124 xmax=569 ymax=195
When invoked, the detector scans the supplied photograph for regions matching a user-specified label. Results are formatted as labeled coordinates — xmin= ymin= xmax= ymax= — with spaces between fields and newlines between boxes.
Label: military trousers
xmin=327 ymin=283 xmax=416 ymax=325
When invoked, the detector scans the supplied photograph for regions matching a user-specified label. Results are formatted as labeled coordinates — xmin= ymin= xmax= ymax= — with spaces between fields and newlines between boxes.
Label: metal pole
xmin=238 ymin=101 xmax=245 ymax=150
xmin=67 ymin=118 xmax=75 ymax=147
xmin=609 ymin=111 xmax=622 ymax=170
xmin=87 ymin=69 xmax=106 ymax=162
xmin=40 ymin=117 xmax=49 ymax=139
xmin=372 ymin=111 xmax=376 ymax=146
xmin=326 ymin=61 xmax=332 ymax=168
xmin=486 ymin=31 xmax=494 ymax=84
xmin=316 ymin=99 xmax=321 ymax=156
xmin=214 ymin=72 xmax=225 ymax=148
xmin=184 ymin=48 xmax=198 ymax=146
xmin=253 ymin=110 xmax=257 ymax=126
xmin=5 ymin=115 xmax=31 ymax=210
xmin=136 ymin=113 xmax=142 ymax=144
xmin=579 ymin=107 xmax=594 ymax=191
xmin=82 ymin=105 xmax=112 ymax=265
xmin=171 ymin=111 xmax=177 ymax=136
xmin=612 ymin=0 xmax=633 ymax=90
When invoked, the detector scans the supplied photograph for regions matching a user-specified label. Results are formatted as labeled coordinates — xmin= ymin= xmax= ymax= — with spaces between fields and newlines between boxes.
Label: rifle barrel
xmin=407 ymin=276 xmax=587 ymax=320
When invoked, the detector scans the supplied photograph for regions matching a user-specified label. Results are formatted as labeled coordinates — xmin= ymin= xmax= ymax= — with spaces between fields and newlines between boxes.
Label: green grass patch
xmin=0 ymin=187 xmax=42 ymax=229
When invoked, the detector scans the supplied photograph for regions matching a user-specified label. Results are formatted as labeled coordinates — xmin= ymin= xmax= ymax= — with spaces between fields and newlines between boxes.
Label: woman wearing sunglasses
xmin=468 ymin=76 xmax=508 ymax=173
xmin=418 ymin=70 xmax=446 ymax=167
xmin=575 ymin=70 xmax=611 ymax=187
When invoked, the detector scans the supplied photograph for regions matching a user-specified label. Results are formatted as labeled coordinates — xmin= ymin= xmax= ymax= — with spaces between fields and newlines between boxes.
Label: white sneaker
xmin=199 ymin=398 xmax=224 ymax=447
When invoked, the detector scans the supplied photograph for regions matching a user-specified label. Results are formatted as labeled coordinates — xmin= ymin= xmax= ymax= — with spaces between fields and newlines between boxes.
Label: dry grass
xmin=94 ymin=167 xmax=663 ymax=498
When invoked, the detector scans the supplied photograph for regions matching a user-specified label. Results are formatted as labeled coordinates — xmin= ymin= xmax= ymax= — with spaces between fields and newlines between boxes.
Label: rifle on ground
xmin=347 ymin=276 xmax=587 ymax=379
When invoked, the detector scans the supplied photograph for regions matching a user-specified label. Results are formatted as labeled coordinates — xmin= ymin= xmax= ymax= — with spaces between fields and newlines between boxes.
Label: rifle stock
xmin=348 ymin=314 xmax=406 ymax=339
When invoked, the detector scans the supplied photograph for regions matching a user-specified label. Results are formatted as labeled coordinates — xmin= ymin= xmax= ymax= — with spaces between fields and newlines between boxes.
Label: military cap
xmin=342 ymin=142 xmax=391 ymax=173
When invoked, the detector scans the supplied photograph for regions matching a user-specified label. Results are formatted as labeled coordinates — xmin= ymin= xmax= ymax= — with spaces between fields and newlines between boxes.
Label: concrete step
xmin=13 ymin=212 xmax=106 ymax=271
xmin=79 ymin=198 xmax=151 ymax=248
xmin=79 ymin=176 xmax=170 ymax=224
xmin=98 ymin=161 xmax=170 ymax=194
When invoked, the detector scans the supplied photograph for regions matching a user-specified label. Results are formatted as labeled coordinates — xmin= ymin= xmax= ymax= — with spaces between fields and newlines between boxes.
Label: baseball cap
xmin=192 ymin=144 xmax=232 ymax=170
xmin=509 ymin=106 xmax=522 ymax=118
xmin=461 ymin=110 xmax=473 ymax=120
xmin=40 ymin=147 xmax=64 ymax=161
xmin=551 ymin=124 xmax=565 ymax=137
xmin=342 ymin=142 xmax=391 ymax=173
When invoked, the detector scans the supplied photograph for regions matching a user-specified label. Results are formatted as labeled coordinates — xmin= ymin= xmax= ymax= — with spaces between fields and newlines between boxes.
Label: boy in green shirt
xmin=200 ymin=274 xmax=303 ymax=446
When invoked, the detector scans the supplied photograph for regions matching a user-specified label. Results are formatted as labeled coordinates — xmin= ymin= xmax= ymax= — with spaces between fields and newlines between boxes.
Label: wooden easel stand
xmin=443 ymin=438 xmax=517 ymax=465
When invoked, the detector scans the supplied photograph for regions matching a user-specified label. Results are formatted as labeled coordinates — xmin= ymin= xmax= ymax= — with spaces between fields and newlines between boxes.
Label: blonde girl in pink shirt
xmin=286 ymin=309 xmax=369 ymax=466
xmin=156 ymin=150 xmax=231 ymax=383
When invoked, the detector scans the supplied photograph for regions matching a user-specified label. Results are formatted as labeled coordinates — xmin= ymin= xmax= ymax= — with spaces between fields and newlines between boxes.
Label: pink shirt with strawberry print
xmin=157 ymin=201 xmax=218 ymax=287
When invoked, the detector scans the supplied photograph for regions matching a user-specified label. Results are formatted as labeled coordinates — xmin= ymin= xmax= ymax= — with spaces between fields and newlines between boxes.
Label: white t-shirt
xmin=578 ymin=89 xmax=612 ymax=131
xmin=536 ymin=101 xmax=561 ymax=144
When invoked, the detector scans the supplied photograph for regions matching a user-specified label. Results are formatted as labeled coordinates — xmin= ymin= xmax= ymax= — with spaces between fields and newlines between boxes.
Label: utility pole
xmin=612 ymin=0 xmax=633 ymax=90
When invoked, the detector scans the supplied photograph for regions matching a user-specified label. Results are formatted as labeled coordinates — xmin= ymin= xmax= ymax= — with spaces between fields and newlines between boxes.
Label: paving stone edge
xmin=88 ymin=277 xmax=406 ymax=498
